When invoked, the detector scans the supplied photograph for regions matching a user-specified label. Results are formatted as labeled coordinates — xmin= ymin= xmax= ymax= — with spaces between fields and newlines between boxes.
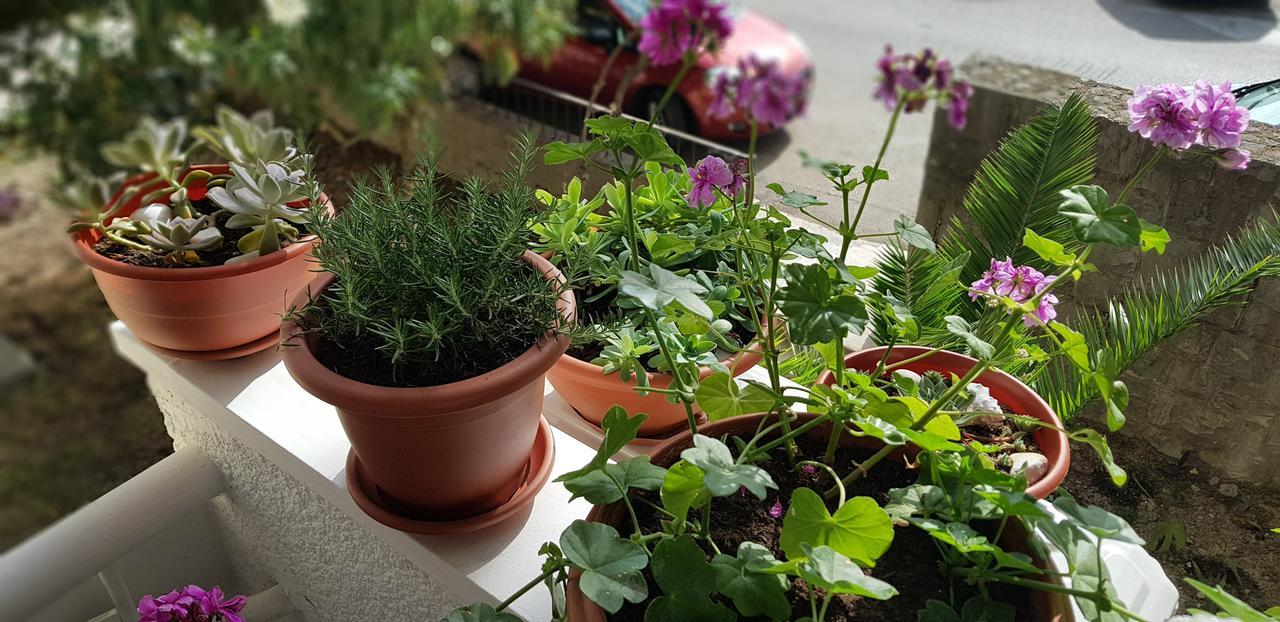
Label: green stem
xmin=881 ymin=345 xmax=947 ymax=374
xmin=752 ymin=413 xmax=830 ymax=456
xmin=496 ymin=564 xmax=563 ymax=612
xmin=621 ymin=171 xmax=643 ymax=272
xmin=643 ymin=308 xmax=699 ymax=435
xmin=645 ymin=56 xmax=696 ymax=130
xmin=102 ymin=228 xmax=155 ymax=252
xmin=841 ymin=98 xmax=905 ymax=261
xmin=1114 ymin=147 xmax=1165 ymax=206
xmin=822 ymin=336 xmax=847 ymax=464
xmin=799 ymin=460 xmax=845 ymax=506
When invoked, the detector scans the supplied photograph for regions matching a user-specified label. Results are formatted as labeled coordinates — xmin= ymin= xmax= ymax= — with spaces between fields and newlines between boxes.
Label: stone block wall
xmin=918 ymin=57 xmax=1280 ymax=485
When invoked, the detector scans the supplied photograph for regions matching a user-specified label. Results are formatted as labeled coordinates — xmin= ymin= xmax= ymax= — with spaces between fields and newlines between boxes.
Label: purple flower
xmin=800 ymin=464 xmax=817 ymax=476
xmin=687 ymin=155 xmax=733 ymax=208
xmin=934 ymin=59 xmax=953 ymax=90
xmin=1215 ymin=147 xmax=1251 ymax=170
xmin=945 ymin=80 xmax=973 ymax=130
xmin=639 ymin=5 xmax=695 ymax=66
xmin=1029 ymin=276 xmax=1059 ymax=327
xmin=1193 ymin=80 xmax=1249 ymax=149
xmin=873 ymin=45 xmax=904 ymax=110
xmin=198 ymin=586 xmax=247 ymax=622
xmin=969 ymin=257 xmax=1018 ymax=301
xmin=970 ymin=258 xmax=1060 ymax=327
xmin=638 ymin=0 xmax=731 ymax=66
xmin=872 ymin=44 xmax=962 ymax=117
xmin=137 ymin=589 xmax=197 ymax=622
xmin=738 ymin=56 xmax=805 ymax=125
xmin=768 ymin=500 xmax=783 ymax=519
xmin=725 ymin=159 xmax=748 ymax=197
xmin=1127 ymin=84 xmax=1200 ymax=150
xmin=708 ymin=71 xmax=735 ymax=119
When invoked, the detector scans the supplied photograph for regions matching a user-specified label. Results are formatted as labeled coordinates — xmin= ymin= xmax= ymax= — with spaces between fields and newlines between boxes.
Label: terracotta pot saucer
xmin=139 ymin=330 xmax=279 ymax=361
xmin=345 ymin=416 xmax=556 ymax=535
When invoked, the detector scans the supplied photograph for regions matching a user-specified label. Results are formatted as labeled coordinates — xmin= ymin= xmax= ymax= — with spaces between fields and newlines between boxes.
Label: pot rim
xmin=281 ymin=250 xmax=576 ymax=415
xmin=70 ymin=163 xmax=325 ymax=282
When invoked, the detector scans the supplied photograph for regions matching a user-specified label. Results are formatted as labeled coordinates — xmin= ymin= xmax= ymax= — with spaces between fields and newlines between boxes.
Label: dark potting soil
xmin=91 ymin=198 xmax=311 ymax=268
xmin=611 ymin=433 xmax=1034 ymax=621
xmin=306 ymin=131 xmax=402 ymax=211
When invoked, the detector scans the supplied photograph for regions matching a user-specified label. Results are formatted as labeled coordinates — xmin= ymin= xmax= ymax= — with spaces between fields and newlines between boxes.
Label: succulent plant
xmin=208 ymin=161 xmax=309 ymax=259
xmin=192 ymin=106 xmax=301 ymax=169
xmin=55 ymin=170 xmax=128 ymax=224
xmin=100 ymin=117 xmax=196 ymax=178
xmin=132 ymin=203 xmax=223 ymax=253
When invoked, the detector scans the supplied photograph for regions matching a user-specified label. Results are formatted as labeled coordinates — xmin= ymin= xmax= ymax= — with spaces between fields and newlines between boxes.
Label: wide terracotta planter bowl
xmin=822 ymin=346 xmax=1071 ymax=499
xmin=565 ymin=414 xmax=1071 ymax=621
xmin=546 ymin=335 xmax=765 ymax=436
xmin=281 ymin=251 xmax=575 ymax=520
xmin=71 ymin=164 xmax=324 ymax=356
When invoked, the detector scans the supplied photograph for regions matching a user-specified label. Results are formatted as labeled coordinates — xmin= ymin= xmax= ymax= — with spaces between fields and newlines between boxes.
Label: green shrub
xmin=291 ymin=136 xmax=563 ymax=387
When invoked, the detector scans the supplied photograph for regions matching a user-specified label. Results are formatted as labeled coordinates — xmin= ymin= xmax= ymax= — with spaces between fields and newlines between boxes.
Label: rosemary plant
xmin=289 ymin=136 xmax=563 ymax=387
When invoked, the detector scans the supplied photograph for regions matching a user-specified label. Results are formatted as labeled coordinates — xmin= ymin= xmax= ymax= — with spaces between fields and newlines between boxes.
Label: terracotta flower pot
xmin=820 ymin=346 xmax=1071 ymax=499
xmin=281 ymin=251 xmax=575 ymax=520
xmin=565 ymin=413 xmax=1071 ymax=621
xmin=546 ymin=335 xmax=765 ymax=437
xmin=71 ymin=164 xmax=325 ymax=357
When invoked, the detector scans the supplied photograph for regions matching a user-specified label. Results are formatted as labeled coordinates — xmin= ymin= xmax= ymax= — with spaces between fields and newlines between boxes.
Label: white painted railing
xmin=0 ymin=448 xmax=230 ymax=621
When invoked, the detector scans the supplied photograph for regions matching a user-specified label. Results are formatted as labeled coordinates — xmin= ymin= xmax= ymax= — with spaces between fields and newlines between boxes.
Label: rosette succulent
xmin=207 ymin=161 xmax=308 ymax=261
xmin=193 ymin=106 xmax=301 ymax=170
xmin=133 ymin=203 xmax=223 ymax=253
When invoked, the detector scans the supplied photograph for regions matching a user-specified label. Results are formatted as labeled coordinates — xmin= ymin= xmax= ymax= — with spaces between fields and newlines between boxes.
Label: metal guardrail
xmin=476 ymin=76 xmax=747 ymax=165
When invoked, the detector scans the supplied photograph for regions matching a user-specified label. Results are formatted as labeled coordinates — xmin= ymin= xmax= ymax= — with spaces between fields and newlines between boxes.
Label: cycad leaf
xmin=872 ymin=94 xmax=1098 ymax=343
xmin=1034 ymin=213 xmax=1280 ymax=419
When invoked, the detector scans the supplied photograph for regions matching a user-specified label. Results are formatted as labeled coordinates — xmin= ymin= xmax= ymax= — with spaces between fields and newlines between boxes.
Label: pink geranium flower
xmin=638 ymin=0 xmax=732 ymax=66
xmin=970 ymin=258 xmax=1059 ymax=328
xmin=687 ymin=155 xmax=733 ymax=208
xmin=1192 ymin=80 xmax=1249 ymax=149
xmin=1127 ymin=84 xmax=1204 ymax=150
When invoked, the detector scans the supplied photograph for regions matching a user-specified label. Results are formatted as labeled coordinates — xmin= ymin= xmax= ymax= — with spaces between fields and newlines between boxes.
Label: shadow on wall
xmin=1097 ymin=0 xmax=1278 ymax=41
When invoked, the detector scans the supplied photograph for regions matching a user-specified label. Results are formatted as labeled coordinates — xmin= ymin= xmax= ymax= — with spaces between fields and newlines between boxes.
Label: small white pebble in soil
xmin=1218 ymin=483 xmax=1239 ymax=498
xmin=965 ymin=383 xmax=1006 ymax=426
xmin=1008 ymin=452 xmax=1049 ymax=484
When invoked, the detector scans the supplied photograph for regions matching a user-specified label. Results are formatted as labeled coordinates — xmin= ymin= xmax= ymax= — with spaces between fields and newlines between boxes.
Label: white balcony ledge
xmin=109 ymin=321 xmax=597 ymax=621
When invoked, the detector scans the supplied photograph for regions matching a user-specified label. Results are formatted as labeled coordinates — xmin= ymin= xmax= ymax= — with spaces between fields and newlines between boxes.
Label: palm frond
xmin=1034 ymin=214 xmax=1280 ymax=419
xmin=939 ymin=92 xmax=1099 ymax=293
xmin=871 ymin=93 xmax=1099 ymax=342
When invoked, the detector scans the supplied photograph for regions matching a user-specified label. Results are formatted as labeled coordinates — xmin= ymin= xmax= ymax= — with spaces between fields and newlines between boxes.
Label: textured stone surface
xmin=150 ymin=379 xmax=459 ymax=622
xmin=919 ymin=57 xmax=1280 ymax=485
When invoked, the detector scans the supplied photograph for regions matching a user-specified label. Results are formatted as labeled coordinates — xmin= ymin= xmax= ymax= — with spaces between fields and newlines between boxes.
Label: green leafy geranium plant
xmin=439 ymin=8 xmax=1252 ymax=617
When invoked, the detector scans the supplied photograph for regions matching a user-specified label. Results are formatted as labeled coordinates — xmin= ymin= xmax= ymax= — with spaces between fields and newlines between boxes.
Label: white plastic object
xmin=1034 ymin=501 xmax=1180 ymax=621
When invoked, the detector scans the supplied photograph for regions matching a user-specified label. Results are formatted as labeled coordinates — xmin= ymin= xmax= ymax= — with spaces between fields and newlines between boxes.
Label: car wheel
xmin=639 ymin=92 xmax=696 ymax=135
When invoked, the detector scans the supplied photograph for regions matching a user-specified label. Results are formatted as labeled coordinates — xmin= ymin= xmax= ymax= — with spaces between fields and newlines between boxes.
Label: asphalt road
xmin=739 ymin=0 xmax=1280 ymax=236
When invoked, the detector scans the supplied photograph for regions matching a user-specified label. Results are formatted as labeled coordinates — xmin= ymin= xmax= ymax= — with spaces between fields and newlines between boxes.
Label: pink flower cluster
xmin=1127 ymin=81 xmax=1251 ymax=169
xmin=969 ymin=257 xmax=1059 ymax=327
xmin=708 ymin=55 xmax=809 ymax=127
xmin=137 ymin=585 xmax=246 ymax=622
xmin=874 ymin=45 xmax=972 ymax=129
xmin=686 ymin=155 xmax=747 ymax=208
xmin=638 ymin=0 xmax=732 ymax=66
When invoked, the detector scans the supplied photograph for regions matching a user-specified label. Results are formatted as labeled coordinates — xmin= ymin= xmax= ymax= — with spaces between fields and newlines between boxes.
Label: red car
xmin=519 ymin=0 xmax=813 ymax=140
